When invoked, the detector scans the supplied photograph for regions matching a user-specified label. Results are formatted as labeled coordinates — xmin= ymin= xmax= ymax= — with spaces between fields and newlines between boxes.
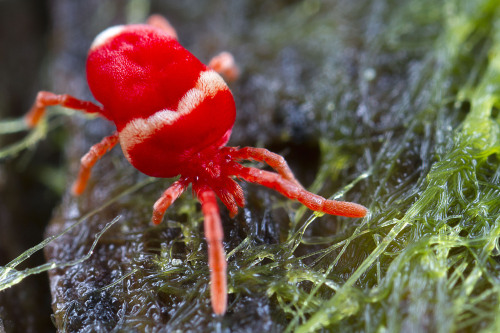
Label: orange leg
xmin=71 ymin=132 xmax=119 ymax=196
xmin=208 ymin=52 xmax=240 ymax=82
xmin=196 ymin=187 xmax=227 ymax=315
xmin=231 ymin=147 xmax=301 ymax=186
xmin=25 ymin=91 xmax=104 ymax=127
xmin=147 ymin=14 xmax=178 ymax=40
xmin=212 ymin=177 xmax=245 ymax=218
xmin=152 ymin=178 xmax=189 ymax=225
xmin=235 ymin=166 xmax=368 ymax=218
xmin=214 ymin=188 xmax=238 ymax=218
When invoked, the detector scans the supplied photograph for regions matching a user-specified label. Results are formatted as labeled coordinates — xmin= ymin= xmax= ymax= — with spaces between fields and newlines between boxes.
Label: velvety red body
xmin=86 ymin=24 xmax=236 ymax=178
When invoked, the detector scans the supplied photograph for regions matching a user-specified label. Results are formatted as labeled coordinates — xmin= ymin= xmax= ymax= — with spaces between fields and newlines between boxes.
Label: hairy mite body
xmin=25 ymin=16 xmax=368 ymax=316
xmin=87 ymin=25 xmax=235 ymax=177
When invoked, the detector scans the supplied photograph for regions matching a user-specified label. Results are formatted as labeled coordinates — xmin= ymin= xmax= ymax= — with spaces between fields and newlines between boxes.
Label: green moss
xmin=289 ymin=0 xmax=500 ymax=331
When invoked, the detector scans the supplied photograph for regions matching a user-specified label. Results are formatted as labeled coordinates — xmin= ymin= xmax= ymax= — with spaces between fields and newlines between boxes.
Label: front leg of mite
xmin=235 ymin=165 xmax=368 ymax=218
xmin=197 ymin=187 xmax=227 ymax=315
xmin=229 ymin=146 xmax=301 ymax=186
xmin=25 ymin=91 xmax=104 ymax=127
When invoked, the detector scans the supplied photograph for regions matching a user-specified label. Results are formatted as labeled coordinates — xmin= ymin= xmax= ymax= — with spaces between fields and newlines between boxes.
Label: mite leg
xmin=147 ymin=14 xmax=178 ymax=40
xmin=235 ymin=166 xmax=368 ymax=218
xmin=152 ymin=178 xmax=189 ymax=225
xmin=71 ymin=132 xmax=119 ymax=196
xmin=212 ymin=187 xmax=238 ymax=218
xmin=208 ymin=52 xmax=240 ymax=82
xmin=213 ymin=177 xmax=245 ymax=217
xmin=25 ymin=91 xmax=104 ymax=127
xmin=197 ymin=187 xmax=227 ymax=315
xmin=230 ymin=147 xmax=301 ymax=186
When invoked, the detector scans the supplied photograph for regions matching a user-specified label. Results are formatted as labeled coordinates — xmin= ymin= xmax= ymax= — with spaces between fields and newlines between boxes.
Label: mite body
xmin=25 ymin=16 xmax=367 ymax=315
xmin=87 ymin=24 xmax=235 ymax=178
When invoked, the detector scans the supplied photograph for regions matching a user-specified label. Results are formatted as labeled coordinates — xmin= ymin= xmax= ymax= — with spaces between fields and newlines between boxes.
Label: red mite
xmin=25 ymin=15 xmax=367 ymax=315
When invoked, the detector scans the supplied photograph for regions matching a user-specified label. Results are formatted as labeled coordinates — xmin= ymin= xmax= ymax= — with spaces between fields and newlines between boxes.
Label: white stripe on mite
xmin=177 ymin=89 xmax=205 ymax=116
xmin=119 ymin=70 xmax=228 ymax=160
xmin=195 ymin=70 xmax=228 ymax=97
xmin=90 ymin=25 xmax=126 ymax=50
